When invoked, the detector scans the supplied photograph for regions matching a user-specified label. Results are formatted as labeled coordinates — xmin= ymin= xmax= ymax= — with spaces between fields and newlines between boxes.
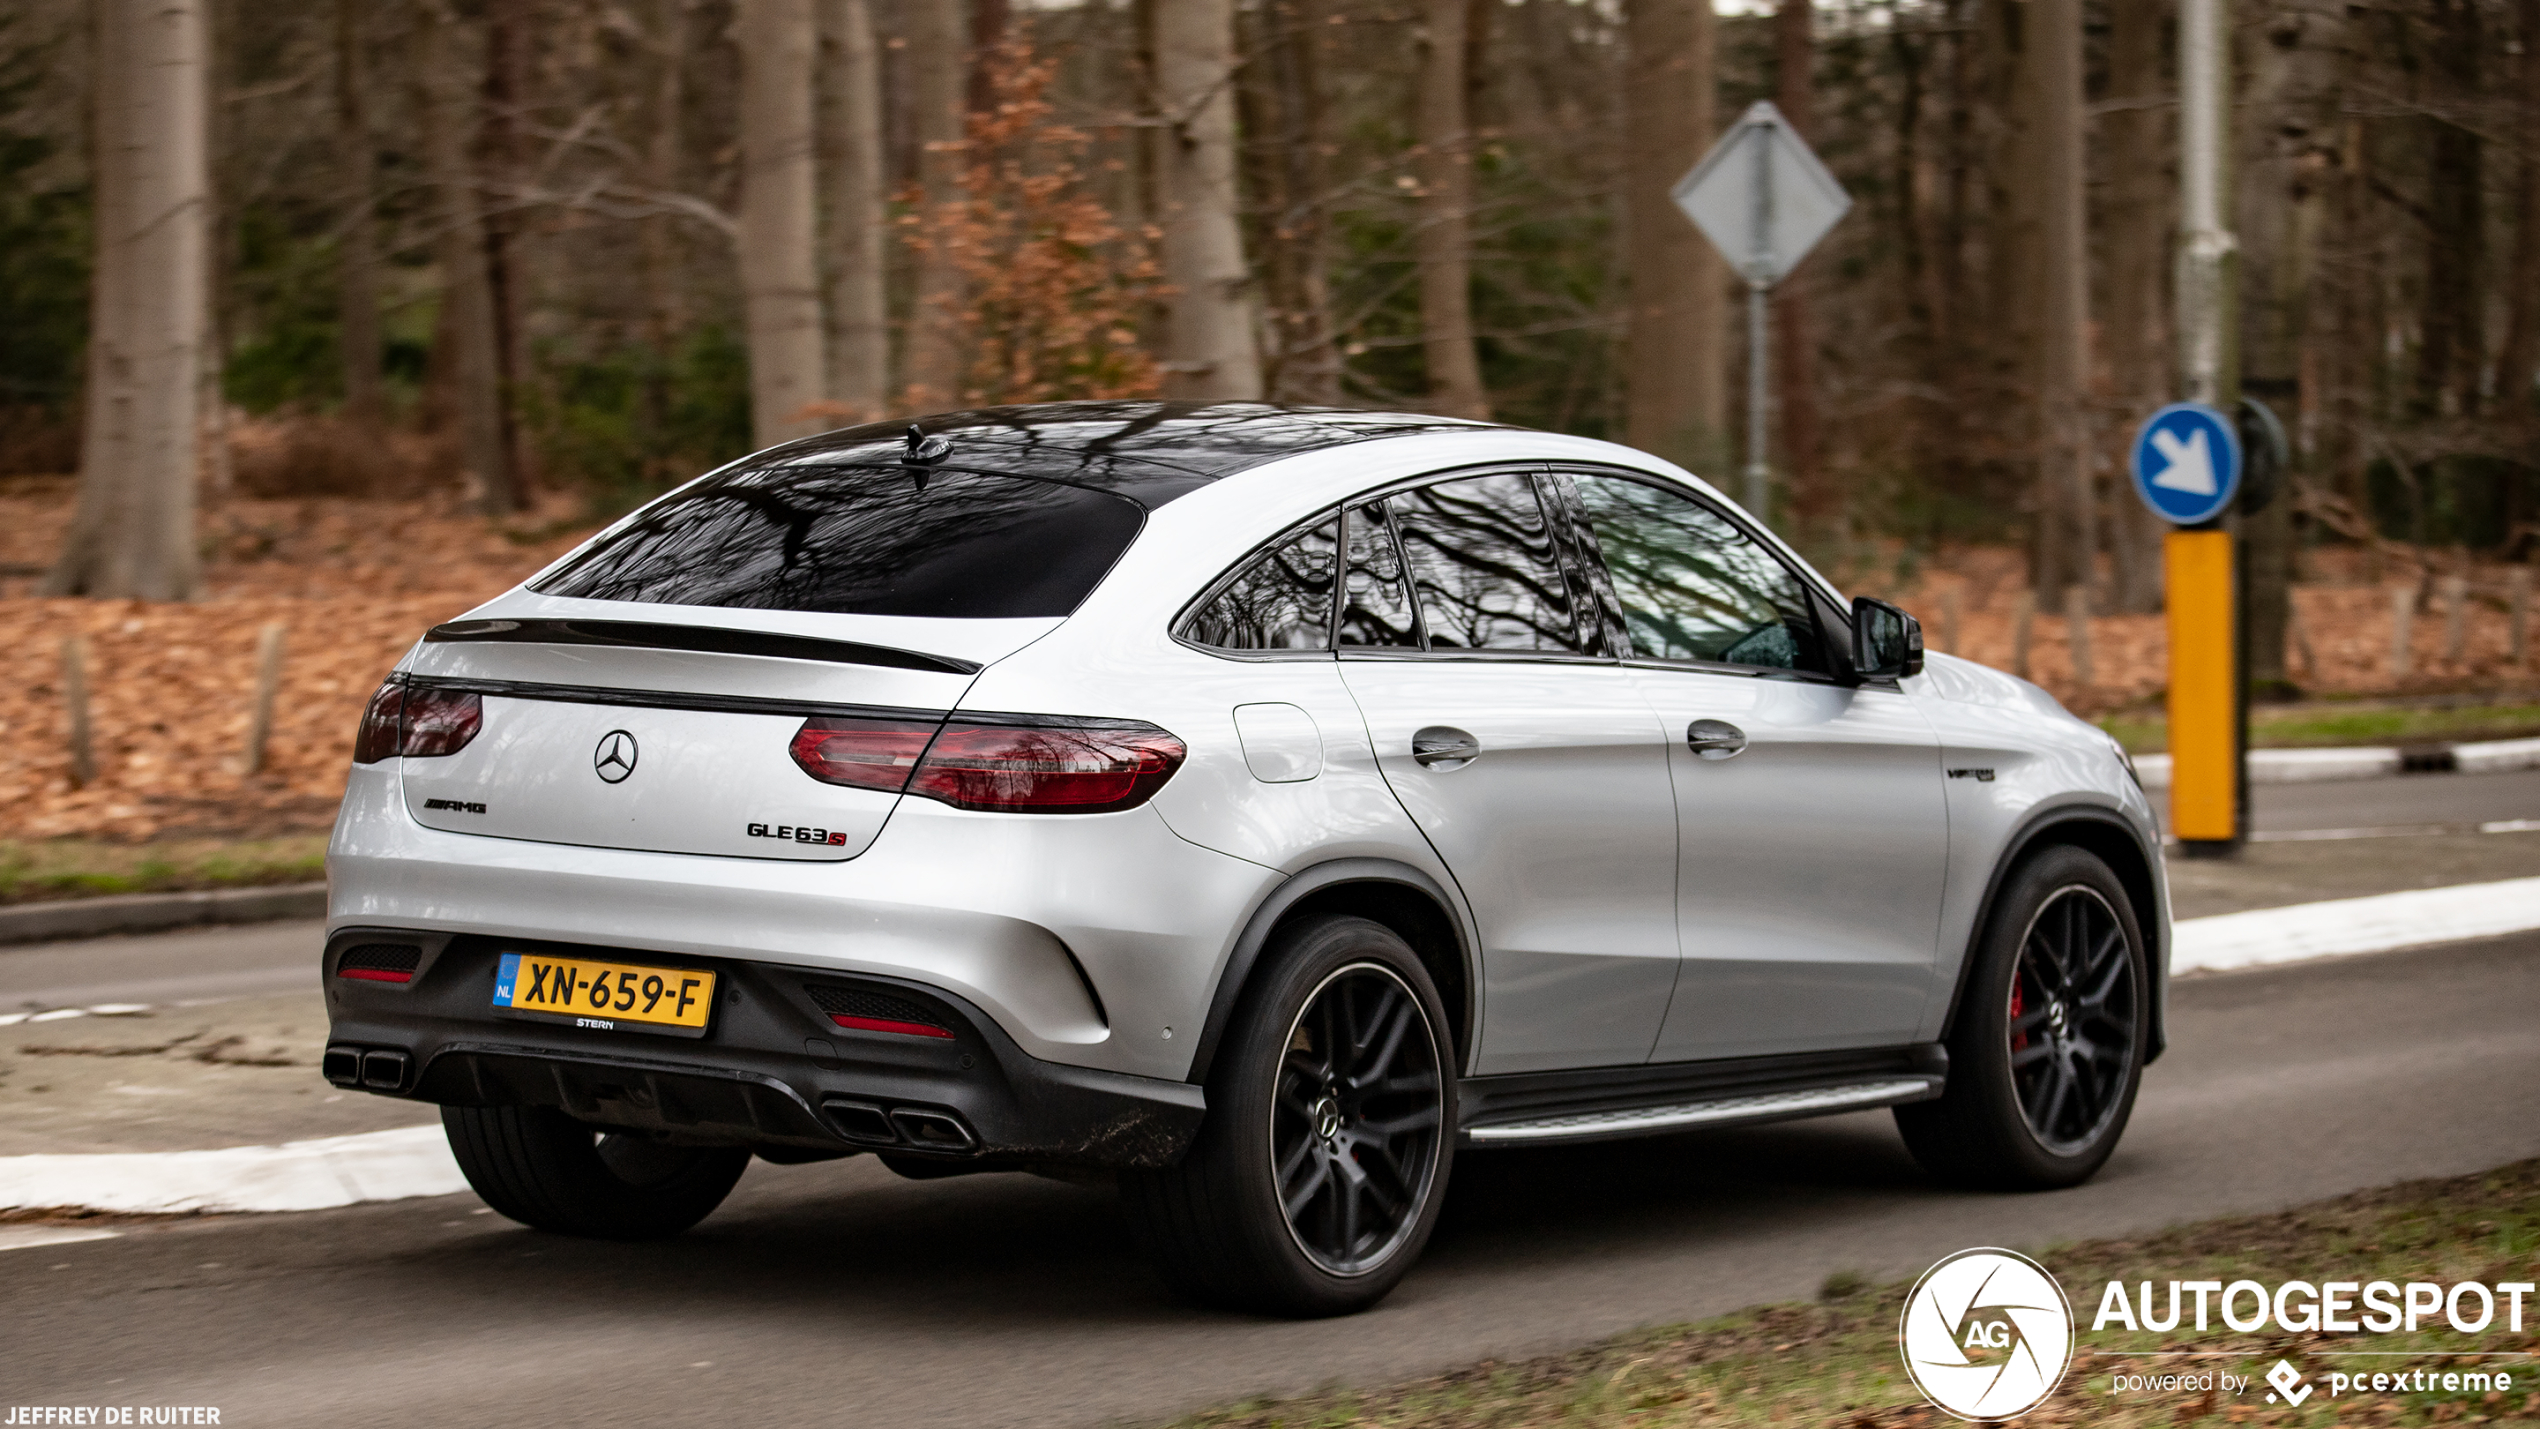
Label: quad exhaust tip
xmin=325 ymin=1044 xmax=412 ymax=1092
xmin=822 ymin=1098 xmax=977 ymax=1154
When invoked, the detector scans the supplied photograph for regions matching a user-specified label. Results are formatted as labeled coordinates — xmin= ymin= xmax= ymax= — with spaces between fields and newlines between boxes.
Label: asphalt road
xmin=6 ymin=768 xmax=2535 ymax=1015
xmin=6 ymin=930 xmax=2536 ymax=1427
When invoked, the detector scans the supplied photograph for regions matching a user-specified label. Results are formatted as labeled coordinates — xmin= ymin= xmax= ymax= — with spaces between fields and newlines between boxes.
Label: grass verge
xmin=0 ymin=834 xmax=327 ymax=905
xmin=1172 ymin=1160 xmax=2540 ymax=1429
xmin=2102 ymin=702 xmax=2540 ymax=756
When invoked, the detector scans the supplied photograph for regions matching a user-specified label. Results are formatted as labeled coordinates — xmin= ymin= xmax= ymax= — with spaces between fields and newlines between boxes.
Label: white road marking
xmin=2174 ymin=875 xmax=2540 ymax=974
xmin=0 ymin=1124 xmax=463 ymax=1215
xmin=0 ymin=1225 xmax=124 ymax=1253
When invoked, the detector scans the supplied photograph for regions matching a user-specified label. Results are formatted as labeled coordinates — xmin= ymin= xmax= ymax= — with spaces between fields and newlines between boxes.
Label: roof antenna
xmin=902 ymin=424 xmax=952 ymax=492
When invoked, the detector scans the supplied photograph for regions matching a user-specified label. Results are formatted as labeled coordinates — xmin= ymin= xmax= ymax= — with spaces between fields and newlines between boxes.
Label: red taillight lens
xmin=352 ymin=678 xmax=481 ymax=762
xmin=829 ymin=1013 xmax=955 ymax=1039
xmin=353 ymin=680 xmax=406 ymax=763
xmin=907 ymin=720 xmax=1185 ymax=813
xmin=401 ymin=687 xmax=483 ymax=757
xmin=789 ymin=718 xmax=941 ymax=792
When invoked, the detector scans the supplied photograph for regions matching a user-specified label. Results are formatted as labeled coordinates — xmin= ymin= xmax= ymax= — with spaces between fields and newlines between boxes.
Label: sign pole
xmin=1745 ymin=278 xmax=1770 ymax=520
xmin=1670 ymin=101 xmax=1847 ymax=524
xmin=2168 ymin=0 xmax=2242 ymax=858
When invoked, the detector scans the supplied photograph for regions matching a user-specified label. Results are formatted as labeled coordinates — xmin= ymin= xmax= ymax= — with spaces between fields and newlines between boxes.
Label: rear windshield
xmin=532 ymin=464 xmax=1145 ymax=618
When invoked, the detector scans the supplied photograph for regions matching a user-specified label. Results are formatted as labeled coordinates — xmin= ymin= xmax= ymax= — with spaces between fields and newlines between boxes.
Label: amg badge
xmin=423 ymin=797 xmax=488 ymax=814
xmin=749 ymin=822 xmax=849 ymax=847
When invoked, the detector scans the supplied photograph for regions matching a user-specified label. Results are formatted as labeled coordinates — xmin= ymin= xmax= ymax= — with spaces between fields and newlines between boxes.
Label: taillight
xmin=353 ymin=680 xmax=406 ymax=763
xmin=909 ymin=719 xmax=1184 ymax=813
xmin=351 ymin=677 xmax=482 ymax=763
xmin=402 ymin=686 xmax=482 ymax=757
xmin=789 ymin=717 xmax=941 ymax=792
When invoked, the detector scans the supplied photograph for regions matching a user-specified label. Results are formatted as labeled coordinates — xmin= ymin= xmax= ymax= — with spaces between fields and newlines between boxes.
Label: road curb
xmin=2134 ymin=734 xmax=2540 ymax=787
xmin=0 ymin=882 xmax=327 ymax=948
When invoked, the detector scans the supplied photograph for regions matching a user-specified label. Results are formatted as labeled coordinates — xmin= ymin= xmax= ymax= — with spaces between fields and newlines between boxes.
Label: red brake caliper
xmin=2008 ymin=977 xmax=2028 ymax=1055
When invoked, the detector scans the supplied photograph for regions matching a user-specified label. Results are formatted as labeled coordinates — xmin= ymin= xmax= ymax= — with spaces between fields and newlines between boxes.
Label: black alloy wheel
xmin=1121 ymin=913 xmax=1456 ymax=1317
xmin=1271 ymin=962 xmax=1447 ymax=1277
xmin=2006 ymin=885 xmax=2139 ymax=1156
xmin=1894 ymin=844 xmax=2149 ymax=1190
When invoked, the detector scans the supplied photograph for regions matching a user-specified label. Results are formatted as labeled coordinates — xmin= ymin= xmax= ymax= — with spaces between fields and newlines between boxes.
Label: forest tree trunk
xmin=900 ymin=0 xmax=967 ymax=409
xmin=335 ymin=0 xmax=384 ymax=429
xmin=2413 ymin=0 xmax=2483 ymax=418
xmin=1623 ymin=0 xmax=1724 ymax=466
xmin=2238 ymin=0 xmax=2348 ymax=687
xmin=1153 ymin=0 xmax=1263 ymax=400
xmin=737 ymin=0 xmax=829 ymax=445
xmin=1414 ymin=0 xmax=1489 ymax=419
xmin=418 ymin=1 xmax=516 ymax=515
xmin=2497 ymin=0 xmax=2540 ymax=457
xmin=480 ymin=0 xmax=530 ymax=502
xmin=1773 ymin=0 xmax=1826 ymax=533
xmin=2014 ymin=0 xmax=2091 ymax=604
xmin=48 ymin=0 xmax=210 ymax=599
xmin=821 ymin=0 xmax=889 ymax=422
xmin=1251 ymin=0 xmax=1340 ymax=404
xmin=2101 ymin=0 xmax=2170 ymax=613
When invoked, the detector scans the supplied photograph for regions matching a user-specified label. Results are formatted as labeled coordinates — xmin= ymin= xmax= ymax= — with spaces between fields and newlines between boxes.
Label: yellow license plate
xmin=493 ymin=952 xmax=716 ymax=1036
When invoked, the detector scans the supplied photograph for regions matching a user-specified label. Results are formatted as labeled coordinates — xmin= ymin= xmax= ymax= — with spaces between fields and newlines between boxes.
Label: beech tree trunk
xmin=1773 ymin=0 xmax=1825 ymax=531
xmin=2497 ymin=0 xmax=2540 ymax=452
xmin=737 ymin=0 xmax=829 ymax=445
xmin=2414 ymin=0 xmax=2483 ymax=418
xmin=480 ymin=0 xmax=531 ymax=501
xmin=900 ymin=0 xmax=968 ymax=410
xmin=1153 ymin=0 xmax=1262 ymax=401
xmin=2238 ymin=0 xmax=2348 ymax=686
xmin=418 ymin=1 xmax=516 ymax=515
xmin=1622 ymin=0 xmax=1723 ymax=464
xmin=2101 ymin=0 xmax=2169 ymax=614
xmin=1253 ymin=0 xmax=1340 ymax=404
xmin=820 ymin=0 xmax=889 ymax=423
xmin=1414 ymin=0 xmax=1488 ymax=419
xmin=2015 ymin=0 xmax=2091 ymax=604
xmin=49 ymin=0 xmax=211 ymax=599
xmin=335 ymin=0 xmax=384 ymax=429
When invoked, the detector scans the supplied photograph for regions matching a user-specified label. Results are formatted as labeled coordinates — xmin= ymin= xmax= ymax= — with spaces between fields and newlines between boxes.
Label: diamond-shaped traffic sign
xmin=1672 ymin=101 xmax=1851 ymax=285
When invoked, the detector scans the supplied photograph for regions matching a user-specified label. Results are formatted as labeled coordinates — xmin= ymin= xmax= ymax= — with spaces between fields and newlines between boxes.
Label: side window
xmin=1181 ymin=518 xmax=1339 ymax=652
xmin=1338 ymin=502 xmax=1421 ymax=648
xmin=1565 ymin=472 xmax=1830 ymax=674
xmin=1388 ymin=473 xmax=1584 ymax=654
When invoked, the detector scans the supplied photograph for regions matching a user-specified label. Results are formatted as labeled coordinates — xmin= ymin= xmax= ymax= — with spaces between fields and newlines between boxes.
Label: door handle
xmin=1412 ymin=726 xmax=1481 ymax=770
xmin=1687 ymin=719 xmax=1747 ymax=761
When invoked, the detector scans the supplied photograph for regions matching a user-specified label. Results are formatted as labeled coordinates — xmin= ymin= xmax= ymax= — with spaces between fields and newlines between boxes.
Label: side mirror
xmin=1852 ymin=597 xmax=1924 ymax=680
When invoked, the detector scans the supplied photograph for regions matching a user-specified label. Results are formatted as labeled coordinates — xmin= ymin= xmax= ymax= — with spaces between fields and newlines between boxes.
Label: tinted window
xmin=1566 ymin=473 xmax=1829 ymax=672
xmin=1389 ymin=473 xmax=1583 ymax=653
xmin=1338 ymin=502 xmax=1421 ymax=648
xmin=1181 ymin=519 xmax=1339 ymax=651
xmin=532 ymin=465 xmax=1143 ymax=618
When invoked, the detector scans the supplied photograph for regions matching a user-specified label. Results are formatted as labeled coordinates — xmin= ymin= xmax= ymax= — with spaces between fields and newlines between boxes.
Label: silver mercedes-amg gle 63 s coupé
xmin=324 ymin=402 xmax=2166 ymax=1316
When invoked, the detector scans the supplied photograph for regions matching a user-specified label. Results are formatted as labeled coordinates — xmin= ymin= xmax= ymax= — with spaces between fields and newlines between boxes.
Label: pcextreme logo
xmin=1900 ymin=1249 xmax=2076 ymax=1420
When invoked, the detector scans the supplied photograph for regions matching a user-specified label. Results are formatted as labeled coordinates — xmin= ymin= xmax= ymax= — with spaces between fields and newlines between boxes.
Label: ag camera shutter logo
xmin=1900 ymin=1248 xmax=2075 ymax=1420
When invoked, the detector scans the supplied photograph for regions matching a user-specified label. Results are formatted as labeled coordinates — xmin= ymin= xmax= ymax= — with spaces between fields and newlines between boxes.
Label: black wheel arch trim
xmin=1184 ymin=858 xmax=1481 ymax=1086
xmin=1935 ymin=801 xmax=2170 ymax=1064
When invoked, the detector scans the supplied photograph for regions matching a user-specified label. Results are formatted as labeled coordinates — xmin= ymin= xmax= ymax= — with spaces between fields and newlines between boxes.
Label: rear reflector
xmin=339 ymin=968 xmax=413 ymax=984
xmin=829 ymin=1013 xmax=955 ymax=1039
xmin=337 ymin=943 xmax=423 ymax=983
xmin=352 ymin=678 xmax=482 ymax=763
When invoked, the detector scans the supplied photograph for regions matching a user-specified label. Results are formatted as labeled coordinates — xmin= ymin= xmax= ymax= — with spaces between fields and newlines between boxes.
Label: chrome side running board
xmin=1464 ymin=1076 xmax=1938 ymax=1145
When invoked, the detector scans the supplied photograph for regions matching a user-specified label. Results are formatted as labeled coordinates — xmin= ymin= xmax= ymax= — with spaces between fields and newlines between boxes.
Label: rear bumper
xmin=320 ymin=926 xmax=1205 ymax=1169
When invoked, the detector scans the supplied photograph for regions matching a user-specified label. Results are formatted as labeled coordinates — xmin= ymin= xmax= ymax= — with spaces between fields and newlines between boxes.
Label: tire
xmin=1121 ymin=914 xmax=1456 ymax=1317
xmin=443 ymin=1104 xmax=751 ymax=1240
xmin=1895 ymin=844 xmax=2149 ymax=1191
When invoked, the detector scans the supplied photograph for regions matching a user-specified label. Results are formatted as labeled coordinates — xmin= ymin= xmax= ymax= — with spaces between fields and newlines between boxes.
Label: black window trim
xmin=1546 ymin=462 xmax=1856 ymax=686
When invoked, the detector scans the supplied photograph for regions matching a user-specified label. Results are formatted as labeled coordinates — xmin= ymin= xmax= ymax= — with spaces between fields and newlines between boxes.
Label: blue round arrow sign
xmin=2130 ymin=402 xmax=2243 ymax=526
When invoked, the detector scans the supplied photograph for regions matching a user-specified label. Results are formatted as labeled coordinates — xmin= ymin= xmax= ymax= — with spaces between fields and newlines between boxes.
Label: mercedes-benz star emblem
xmin=593 ymin=730 xmax=639 ymax=784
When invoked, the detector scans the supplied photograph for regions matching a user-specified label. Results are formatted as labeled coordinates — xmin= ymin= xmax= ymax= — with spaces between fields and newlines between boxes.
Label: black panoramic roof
xmin=734 ymin=402 xmax=1498 ymax=509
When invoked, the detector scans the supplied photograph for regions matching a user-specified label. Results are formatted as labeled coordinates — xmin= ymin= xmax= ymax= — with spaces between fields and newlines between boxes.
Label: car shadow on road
xmin=357 ymin=1109 xmax=1951 ymax=1334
